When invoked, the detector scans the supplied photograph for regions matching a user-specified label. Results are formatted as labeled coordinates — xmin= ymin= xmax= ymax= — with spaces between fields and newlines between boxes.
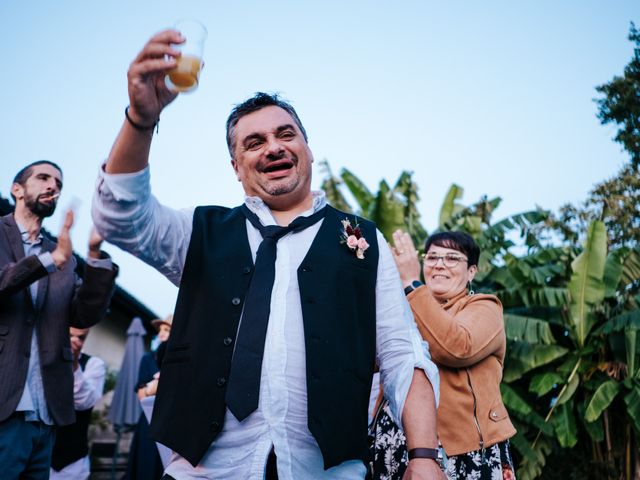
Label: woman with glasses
xmin=391 ymin=230 xmax=516 ymax=480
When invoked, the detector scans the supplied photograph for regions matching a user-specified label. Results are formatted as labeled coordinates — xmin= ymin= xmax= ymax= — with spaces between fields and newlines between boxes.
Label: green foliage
xmin=585 ymin=380 xmax=621 ymax=422
xmin=595 ymin=22 xmax=640 ymax=167
xmin=319 ymin=122 xmax=639 ymax=477
xmin=568 ymin=221 xmax=607 ymax=347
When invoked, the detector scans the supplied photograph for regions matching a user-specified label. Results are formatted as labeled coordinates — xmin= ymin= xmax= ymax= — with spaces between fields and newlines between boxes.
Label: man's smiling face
xmin=231 ymin=106 xmax=313 ymax=210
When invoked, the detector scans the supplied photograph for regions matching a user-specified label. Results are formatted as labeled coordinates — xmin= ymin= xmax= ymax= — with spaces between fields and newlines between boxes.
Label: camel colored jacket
xmin=407 ymin=287 xmax=516 ymax=456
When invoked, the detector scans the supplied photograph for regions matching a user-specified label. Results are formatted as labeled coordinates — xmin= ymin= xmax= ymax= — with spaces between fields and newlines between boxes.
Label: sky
xmin=1 ymin=1 xmax=637 ymax=318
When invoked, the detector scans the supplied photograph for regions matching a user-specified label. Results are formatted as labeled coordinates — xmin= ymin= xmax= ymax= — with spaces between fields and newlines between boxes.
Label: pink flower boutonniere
xmin=340 ymin=218 xmax=370 ymax=259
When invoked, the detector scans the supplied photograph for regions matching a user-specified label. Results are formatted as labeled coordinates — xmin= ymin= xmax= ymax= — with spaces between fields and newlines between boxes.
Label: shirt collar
xmin=16 ymin=221 xmax=43 ymax=246
xmin=244 ymin=191 xmax=327 ymax=226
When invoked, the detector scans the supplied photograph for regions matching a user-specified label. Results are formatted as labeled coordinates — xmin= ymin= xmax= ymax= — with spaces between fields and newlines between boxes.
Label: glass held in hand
xmin=165 ymin=19 xmax=208 ymax=93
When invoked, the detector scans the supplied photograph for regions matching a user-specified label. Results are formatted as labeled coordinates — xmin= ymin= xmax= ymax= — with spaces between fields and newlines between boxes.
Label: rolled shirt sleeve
xmin=92 ymin=164 xmax=193 ymax=286
xmin=73 ymin=356 xmax=107 ymax=411
xmin=374 ymin=230 xmax=440 ymax=426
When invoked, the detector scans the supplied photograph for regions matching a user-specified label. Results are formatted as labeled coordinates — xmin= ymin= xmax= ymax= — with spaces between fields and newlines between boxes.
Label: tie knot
xmin=261 ymin=225 xmax=290 ymax=241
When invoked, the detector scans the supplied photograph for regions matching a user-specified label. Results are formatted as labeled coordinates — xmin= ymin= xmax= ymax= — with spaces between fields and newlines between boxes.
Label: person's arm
xmin=73 ymin=356 xmax=107 ymax=410
xmin=390 ymin=229 xmax=504 ymax=368
xmin=0 ymin=210 xmax=74 ymax=300
xmin=105 ymin=29 xmax=182 ymax=174
xmin=373 ymin=231 xmax=443 ymax=479
xmin=92 ymin=32 xmax=195 ymax=285
xmin=402 ymin=370 xmax=444 ymax=479
xmin=408 ymin=291 xmax=504 ymax=368
xmin=69 ymin=229 xmax=118 ymax=329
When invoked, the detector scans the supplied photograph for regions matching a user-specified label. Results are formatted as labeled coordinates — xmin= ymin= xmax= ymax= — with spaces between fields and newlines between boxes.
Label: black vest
xmin=51 ymin=354 xmax=94 ymax=471
xmin=149 ymin=204 xmax=379 ymax=468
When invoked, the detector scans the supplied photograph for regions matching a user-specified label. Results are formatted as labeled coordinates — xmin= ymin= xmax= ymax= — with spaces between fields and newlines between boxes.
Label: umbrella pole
xmin=111 ymin=427 xmax=121 ymax=480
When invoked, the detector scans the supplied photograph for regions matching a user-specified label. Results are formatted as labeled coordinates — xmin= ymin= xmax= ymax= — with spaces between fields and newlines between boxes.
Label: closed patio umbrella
xmin=107 ymin=316 xmax=147 ymax=478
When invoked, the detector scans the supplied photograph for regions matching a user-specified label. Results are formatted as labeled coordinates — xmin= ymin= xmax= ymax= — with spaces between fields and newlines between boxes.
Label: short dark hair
xmin=424 ymin=231 xmax=480 ymax=267
xmin=225 ymin=92 xmax=308 ymax=157
xmin=11 ymin=160 xmax=63 ymax=202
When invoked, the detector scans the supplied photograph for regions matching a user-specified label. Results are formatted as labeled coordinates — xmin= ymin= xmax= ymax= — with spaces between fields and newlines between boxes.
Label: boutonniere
xmin=340 ymin=218 xmax=370 ymax=259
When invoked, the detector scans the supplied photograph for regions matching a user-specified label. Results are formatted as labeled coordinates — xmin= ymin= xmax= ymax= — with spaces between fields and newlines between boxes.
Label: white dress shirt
xmin=92 ymin=165 xmax=439 ymax=479
xmin=50 ymin=355 xmax=106 ymax=480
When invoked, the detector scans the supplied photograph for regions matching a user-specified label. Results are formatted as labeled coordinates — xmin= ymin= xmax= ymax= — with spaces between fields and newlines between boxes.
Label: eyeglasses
xmin=422 ymin=253 xmax=468 ymax=268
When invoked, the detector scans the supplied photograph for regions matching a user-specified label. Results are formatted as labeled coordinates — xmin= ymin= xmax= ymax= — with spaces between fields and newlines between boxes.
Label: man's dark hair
xmin=225 ymin=92 xmax=308 ymax=157
xmin=11 ymin=160 xmax=63 ymax=203
xmin=424 ymin=231 xmax=480 ymax=267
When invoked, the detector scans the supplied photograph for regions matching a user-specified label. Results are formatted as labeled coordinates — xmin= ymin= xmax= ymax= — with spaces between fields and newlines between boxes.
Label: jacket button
xmin=223 ymin=337 xmax=233 ymax=346
xmin=216 ymin=377 xmax=227 ymax=387
xmin=301 ymin=265 xmax=312 ymax=272
xmin=211 ymin=421 xmax=220 ymax=432
xmin=231 ymin=297 xmax=241 ymax=306
xmin=243 ymin=266 xmax=252 ymax=274
xmin=491 ymin=411 xmax=498 ymax=418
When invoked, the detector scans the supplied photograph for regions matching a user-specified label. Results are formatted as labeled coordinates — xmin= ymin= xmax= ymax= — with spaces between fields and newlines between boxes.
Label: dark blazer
xmin=0 ymin=213 xmax=117 ymax=426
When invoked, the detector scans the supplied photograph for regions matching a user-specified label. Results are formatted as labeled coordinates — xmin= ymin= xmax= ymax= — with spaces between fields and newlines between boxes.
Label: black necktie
xmin=225 ymin=204 xmax=327 ymax=421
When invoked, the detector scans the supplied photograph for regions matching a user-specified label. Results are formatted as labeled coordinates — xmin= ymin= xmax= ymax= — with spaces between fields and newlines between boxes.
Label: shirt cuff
xmin=38 ymin=252 xmax=57 ymax=273
xmin=86 ymin=256 xmax=113 ymax=270
xmin=97 ymin=161 xmax=151 ymax=202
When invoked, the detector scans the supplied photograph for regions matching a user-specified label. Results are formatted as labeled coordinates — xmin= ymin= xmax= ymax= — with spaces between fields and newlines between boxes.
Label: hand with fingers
xmin=51 ymin=209 xmax=74 ymax=269
xmin=126 ymin=29 xmax=185 ymax=128
xmin=87 ymin=227 xmax=104 ymax=260
xmin=391 ymin=229 xmax=422 ymax=288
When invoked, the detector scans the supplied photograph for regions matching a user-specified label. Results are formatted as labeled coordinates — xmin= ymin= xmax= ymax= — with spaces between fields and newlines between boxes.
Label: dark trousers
xmin=0 ymin=412 xmax=56 ymax=480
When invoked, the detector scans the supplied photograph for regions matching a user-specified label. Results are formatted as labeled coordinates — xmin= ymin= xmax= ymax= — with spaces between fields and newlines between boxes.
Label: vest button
xmin=301 ymin=265 xmax=312 ymax=272
xmin=231 ymin=297 xmax=241 ymax=306
xmin=210 ymin=421 xmax=221 ymax=432
xmin=243 ymin=266 xmax=252 ymax=274
xmin=223 ymin=337 xmax=233 ymax=346
xmin=216 ymin=377 xmax=227 ymax=387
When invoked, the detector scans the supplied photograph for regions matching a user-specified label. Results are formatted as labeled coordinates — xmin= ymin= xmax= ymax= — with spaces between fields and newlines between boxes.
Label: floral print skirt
xmin=368 ymin=399 xmax=516 ymax=480
xmin=444 ymin=440 xmax=516 ymax=480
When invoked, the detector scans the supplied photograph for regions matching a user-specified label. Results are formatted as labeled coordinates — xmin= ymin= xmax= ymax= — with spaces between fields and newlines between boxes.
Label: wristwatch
xmin=403 ymin=280 xmax=424 ymax=296
xmin=408 ymin=448 xmax=442 ymax=467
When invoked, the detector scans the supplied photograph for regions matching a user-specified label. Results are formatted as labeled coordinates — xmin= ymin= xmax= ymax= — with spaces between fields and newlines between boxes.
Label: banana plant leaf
xmin=367 ymin=181 xmax=405 ymax=241
xmin=584 ymin=379 xmax=621 ymax=422
xmin=438 ymin=184 xmax=464 ymax=229
xmin=503 ymin=342 xmax=568 ymax=382
xmin=340 ymin=167 xmax=374 ymax=216
xmin=510 ymin=434 xmax=552 ymax=480
xmin=504 ymin=314 xmax=556 ymax=344
xmin=626 ymin=327 xmax=637 ymax=378
xmin=624 ymin=384 xmax=640 ymax=432
xmin=621 ymin=248 xmax=640 ymax=288
xmin=568 ymin=221 xmax=607 ymax=348
xmin=529 ymin=372 xmax=563 ymax=397
xmin=556 ymin=372 xmax=580 ymax=406
xmin=319 ymin=160 xmax=353 ymax=213
xmin=552 ymin=402 xmax=578 ymax=448
xmin=604 ymin=249 xmax=625 ymax=298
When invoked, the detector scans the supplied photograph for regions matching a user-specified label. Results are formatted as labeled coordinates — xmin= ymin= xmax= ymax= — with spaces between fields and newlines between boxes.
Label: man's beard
xmin=25 ymin=193 xmax=57 ymax=218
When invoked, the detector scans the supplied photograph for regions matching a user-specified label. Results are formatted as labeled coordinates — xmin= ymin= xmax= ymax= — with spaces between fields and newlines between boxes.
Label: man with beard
xmin=0 ymin=160 xmax=118 ymax=479
xmin=92 ymin=29 xmax=444 ymax=480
